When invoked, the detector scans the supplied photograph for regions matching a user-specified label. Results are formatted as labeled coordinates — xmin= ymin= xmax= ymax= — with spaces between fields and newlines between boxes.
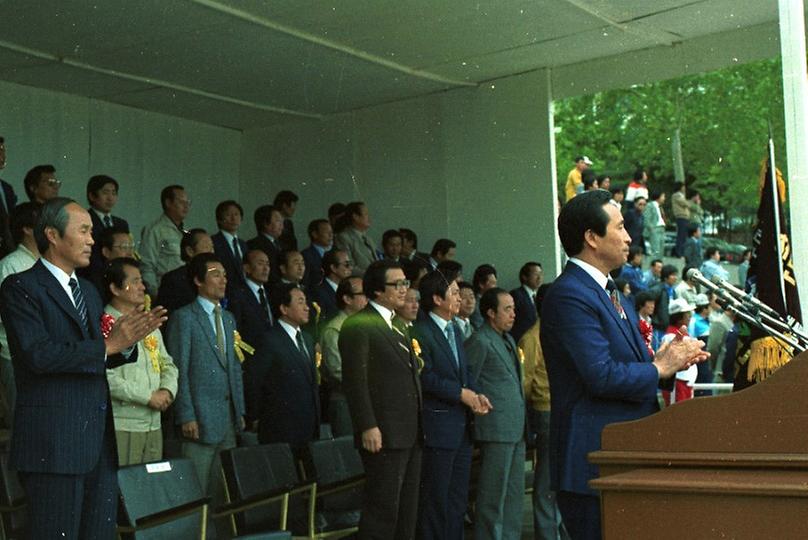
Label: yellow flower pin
xmin=233 ymin=330 xmax=255 ymax=363
xmin=143 ymin=293 xmax=151 ymax=312
xmin=518 ymin=347 xmax=526 ymax=364
xmin=143 ymin=334 xmax=160 ymax=373
xmin=411 ymin=338 xmax=422 ymax=356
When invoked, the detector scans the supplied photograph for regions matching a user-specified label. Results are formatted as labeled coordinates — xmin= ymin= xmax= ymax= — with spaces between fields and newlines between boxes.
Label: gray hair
xmin=34 ymin=197 xmax=75 ymax=254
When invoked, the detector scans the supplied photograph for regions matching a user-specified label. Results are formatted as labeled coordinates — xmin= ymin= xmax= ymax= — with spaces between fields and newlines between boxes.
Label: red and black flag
xmin=738 ymin=141 xmax=802 ymax=386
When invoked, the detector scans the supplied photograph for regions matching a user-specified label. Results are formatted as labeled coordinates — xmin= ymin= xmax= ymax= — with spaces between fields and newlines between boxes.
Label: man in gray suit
xmin=334 ymin=201 xmax=378 ymax=274
xmin=166 ymin=252 xmax=246 ymax=501
xmin=467 ymin=287 xmax=525 ymax=539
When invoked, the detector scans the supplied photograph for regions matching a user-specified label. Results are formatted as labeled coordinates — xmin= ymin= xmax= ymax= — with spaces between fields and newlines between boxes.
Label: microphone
xmin=709 ymin=274 xmax=782 ymax=319
xmin=684 ymin=269 xmax=744 ymax=310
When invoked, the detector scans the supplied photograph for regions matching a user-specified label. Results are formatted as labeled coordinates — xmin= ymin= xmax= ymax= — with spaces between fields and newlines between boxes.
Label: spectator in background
xmin=23 ymin=164 xmax=60 ymax=204
xmin=436 ymin=259 xmax=463 ymax=282
xmin=382 ymin=229 xmax=404 ymax=262
xmin=708 ymin=308 xmax=736 ymax=381
xmin=0 ymin=137 xmax=18 ymax=258
xmin=429 ymin=238 xmax=457 ymax=270
xmin=82 ymin=175 xmax=129 ymax=287
xmin=650 ymin=264 xmax=680 ymax=348
xmin=681 ymin=224 xmax=703 ymax=269
xmin=311 ymin=248 xmax=352 ymax=319
xmin=598 ymin=175 xmax=611 ymax=192
xmin=156 ymin=228 xmax=213 ymax=315
xmin=671 ymin=182 xmax=690 ymax=257
xmin=320 ymin=276 xmax=367 ymax=437
xmin=335 ymin=201 xmax=378 ymax=274
xmin=0 ymin=202 xmax=41 ymax=417
xmin=470 ymin=264 xmax=498 ymax=329
xmin=84 ymin=225 xmax=135 ymax=294
xmin=609 ymin=185 xmax=625 ymax=210
xmin=700 ymin=247 xmax=729 ymax=282
xmin=624 ymin=168 xmax=649 ymax=210
xmin=301 ymin=219 xmax=333 ymax=289
xmin=399 ymin=228 xmax=420 ymax=261
xmin=274 ymin=190 xmax=299 ymax=251
xmin=211 ymin=200 xmax=248 ymax=296
xmin=395 ymin=287 xmax=420 ymax=328
xmin=675 ymin=266 xmax=700 ymax=305
xmin=623 ymin=196 xmax=646 ymax=253
xmin=738 ymin=248 xmax=752 ymax=289
xmin=644 ymin=259 xmax=663 ymax=289
xmin=688 ymin=190 xmax=704 ymax=230
xmin=620 ymin=246 xmax=646 ymax=294
xmin=634 ymin=291 xmax=657 ymax=358
xmin=564 ymin=155 xmax=592 ymax=202
xmin=661 ymin=298 xmax=698 ymax=405
xmin=456 ymin=281 xmax=476 ymax=340
xmin=510 ymin=261 xmax=543 ymax=343
xmin=276 ymin=249 xmax=305 ymax=286
xmin=328 ymin=202 xmax=346 ymax=233
xmin=140 ymin=185 xmax=189 ymax=295
xmin=247 ymin=205 xmax=284 ymax=283
xmin=104 ymin=258 xmax=178 ymax=466
xmin=227 ymin=248 xmax=275 ymax=360
xmin=643 ymin=191 xmax=666 ymax=260
xmin=582 ymin=169 xmax=598 ymax=192
xmin=518 ymin=283 xmax=567 ymax=540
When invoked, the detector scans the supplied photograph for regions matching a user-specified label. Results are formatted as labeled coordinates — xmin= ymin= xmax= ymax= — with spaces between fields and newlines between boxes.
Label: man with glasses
xmin=320 ymin=276 xmax=366 ymax=436
xmin=312 ymin=248 xmax=353 ymax=319
xmin=83 ymin=225 xmax=135 ymax=295
xmin=80 ymin=175 xmax=130 ymax=289
xmin=340 ymin=260 xmax=422 ymax=540
xmin=140 ymin=185 xmax=190 ymax=295
xmin=23 ymin=164 xmax=60 ymax=204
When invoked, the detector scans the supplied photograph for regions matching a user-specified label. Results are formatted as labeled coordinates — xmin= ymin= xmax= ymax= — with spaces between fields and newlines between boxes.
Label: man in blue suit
xmin=311 ymin=248 xmax=353 ymax=319
xmin=540 ymin=190 xmax=707 ymax=540
xmin=166 ymin=252 xmax=246 ymax=500
xmin=509 ymin=261 xmax=543 ymax=343
xmin=0 ymin=197 xmax=165 ymax=538
xmin=414 ymin=269 xmax=490 ymax=540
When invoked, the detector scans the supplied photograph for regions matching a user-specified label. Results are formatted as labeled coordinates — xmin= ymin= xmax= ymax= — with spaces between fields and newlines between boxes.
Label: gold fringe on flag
xmin=746 ymin=336 xmax=794 ymax=383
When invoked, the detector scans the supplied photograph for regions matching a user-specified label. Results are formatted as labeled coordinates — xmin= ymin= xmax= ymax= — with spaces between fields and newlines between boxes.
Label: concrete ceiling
xmin=0 ymin=0 xmax=788 ymax=129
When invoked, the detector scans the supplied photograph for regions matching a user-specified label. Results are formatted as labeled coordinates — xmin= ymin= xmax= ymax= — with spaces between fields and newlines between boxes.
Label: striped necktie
xmin=68 ymin=278 xmax=88 ymax=331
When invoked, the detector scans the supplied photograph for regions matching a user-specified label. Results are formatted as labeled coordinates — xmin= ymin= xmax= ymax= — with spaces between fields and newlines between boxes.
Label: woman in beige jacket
xmin=104 ymin=257 xmax=178 ymax=465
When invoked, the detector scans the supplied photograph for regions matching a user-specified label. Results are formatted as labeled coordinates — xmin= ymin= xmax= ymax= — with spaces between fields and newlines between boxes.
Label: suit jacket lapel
xmin=35 ymin=262 xmax=88 ymax=337
xmin=191 ymin=301 xmax=227 ymax=369
xmin=276 ymin=326 xmax=315 ymax=383
xmin=427 ymin=317 xmax=459 ymax=376
xmin=366 ymin=307 xmax=413 ymax=369
xmin=482 ymin=325 xmax=521 ymax=386
xmin=568 ymin=263 xmax=645 ymax=362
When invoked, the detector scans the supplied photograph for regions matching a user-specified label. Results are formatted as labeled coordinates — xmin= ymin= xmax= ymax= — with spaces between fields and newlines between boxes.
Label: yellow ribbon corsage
xmin=411 ymin=338 xmax=425 ymax=374
xmin=315 ymin=350 xmax=323 ymax=384
xmin=143 ymin=293 xmax=151 ymax=312
xmin=517 ymin=346 xmax=526 ymax=364
xmin=233 ymin=330 xmax=255 ymax=363
xmin=144 ymin=334 xmax=160 ymax=373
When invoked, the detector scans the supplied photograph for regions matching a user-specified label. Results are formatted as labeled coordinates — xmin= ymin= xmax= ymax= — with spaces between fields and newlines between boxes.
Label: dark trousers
xmin=416 ymin=437 xmax=472 ymax=540
xmin=556 ymin=491 xmax=601 ymax=540
xmin=675 ymin=218 xmax=690 ymax=257
xmin=528 ymin=409 xmax=568 ymax=540
xmin=21 ymin=434 xmax=118 ymax=539
xmin=358 ymin=444 xmax=422 ymax=540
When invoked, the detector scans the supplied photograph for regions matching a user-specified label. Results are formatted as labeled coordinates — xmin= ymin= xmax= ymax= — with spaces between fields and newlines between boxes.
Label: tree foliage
xmin=554 ymin=58 xmax=787 ymax=242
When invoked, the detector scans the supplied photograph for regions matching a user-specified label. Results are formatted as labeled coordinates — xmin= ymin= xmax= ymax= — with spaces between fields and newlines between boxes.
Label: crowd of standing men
xmin=0 ymin=134 xmax=711 ymax=540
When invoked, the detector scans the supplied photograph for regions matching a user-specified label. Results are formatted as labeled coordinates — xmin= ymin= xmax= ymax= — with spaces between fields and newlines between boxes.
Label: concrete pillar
xmin=778 ymin=0 xmax=808 ymax=320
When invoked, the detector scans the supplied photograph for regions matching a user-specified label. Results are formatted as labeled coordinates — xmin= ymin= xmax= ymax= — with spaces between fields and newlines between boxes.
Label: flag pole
xmin=767 ymin=123 xmax=788 ymax=314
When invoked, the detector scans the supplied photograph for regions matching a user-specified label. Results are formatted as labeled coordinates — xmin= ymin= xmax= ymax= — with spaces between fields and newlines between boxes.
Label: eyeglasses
xmin=45 ymin=178 xmax=62 ymax=187
xmin=385 ymin=279 xmax=411 ymax=290
xmin=112 ymin=243 xmax=135 ymax=250
xmin=337 ymin=261 xmax=353 ymax=268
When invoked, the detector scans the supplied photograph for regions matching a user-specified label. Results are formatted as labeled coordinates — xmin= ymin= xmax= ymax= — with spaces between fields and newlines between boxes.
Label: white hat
xmin=668 ymin=298 xmax=695 ymax=315
xmin=582 ymin=155 xmax=593 ymax=165
xmin=694 ymin=293 xmax=710 ymax=306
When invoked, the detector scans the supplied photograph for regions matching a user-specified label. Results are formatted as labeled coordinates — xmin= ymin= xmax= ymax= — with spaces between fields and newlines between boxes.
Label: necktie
xmin=68 ymin=278 xmax=88 ymax=331
xmin=103 ymin=215 xmax=113 ymax=228
xmin=445 ymin=322 xmax=459 ymax=367
xmin=214 ymin=305 xmax=225 ymax=353
xmin=258 ymin=287 xmax=271 ymax=322
xmin=606 ymin=280 xmax=627 ymax=319
xmin=296 ymin=329 xmax=310 ymax=360
xmin=232 ymin=237 xmax=242 ymax=261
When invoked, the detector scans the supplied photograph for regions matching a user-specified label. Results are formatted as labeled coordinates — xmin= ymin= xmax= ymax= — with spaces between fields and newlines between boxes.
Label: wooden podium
xmin=589 ymin=351 xmax=808 ymax=539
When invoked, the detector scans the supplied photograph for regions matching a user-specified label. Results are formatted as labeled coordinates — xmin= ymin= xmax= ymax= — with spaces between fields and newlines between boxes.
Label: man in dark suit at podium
xmin=540 ymin=190 xmax=707 ymax=540
xmin=0 ymin=197 xmax=164 ymax=538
